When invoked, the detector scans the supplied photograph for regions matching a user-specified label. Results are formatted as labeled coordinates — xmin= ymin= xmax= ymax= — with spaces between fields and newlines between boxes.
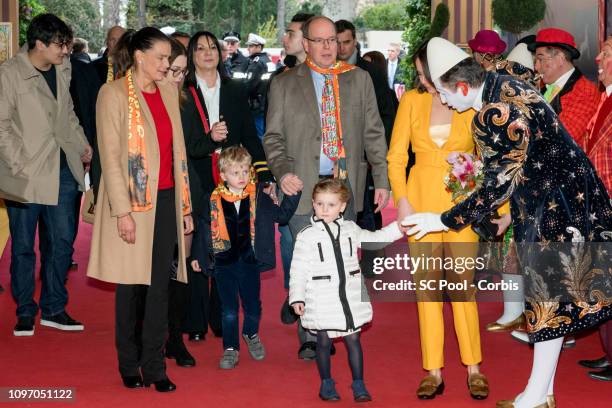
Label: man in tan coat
xmin=263 ymin=16 xmax=389 ymax=359
xmin=0 ymin=14 xmax=92 ymax=336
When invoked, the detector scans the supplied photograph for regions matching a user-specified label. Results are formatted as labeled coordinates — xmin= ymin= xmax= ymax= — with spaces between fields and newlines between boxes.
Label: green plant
xmin=19 ymin=0 xmax=46 ymax=46
xmin=492 ymin=0 xmax=546 ymax=34
xmin=400 ymin=0 xmax=431 ymax=87
xmin=358 ymin=1 xmax=405 ymax=31
xmin=258 ymin=15 xmax=280 ymax=47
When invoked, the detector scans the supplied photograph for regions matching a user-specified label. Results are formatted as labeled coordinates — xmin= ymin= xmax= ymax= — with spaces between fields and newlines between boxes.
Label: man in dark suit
xmin=387 ymin=42 xmax=404 ymax=89
xmin=91 ymin=25 xmax=125 ymax=84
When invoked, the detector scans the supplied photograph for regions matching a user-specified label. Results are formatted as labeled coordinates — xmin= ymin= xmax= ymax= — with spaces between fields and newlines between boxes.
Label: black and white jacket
xmin=289 ymin=216 xmax=403 ymax=332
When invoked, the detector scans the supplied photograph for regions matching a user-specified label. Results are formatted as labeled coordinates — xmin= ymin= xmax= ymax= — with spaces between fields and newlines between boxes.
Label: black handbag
xmin=471 ymin=210 xmax=502 ymax=242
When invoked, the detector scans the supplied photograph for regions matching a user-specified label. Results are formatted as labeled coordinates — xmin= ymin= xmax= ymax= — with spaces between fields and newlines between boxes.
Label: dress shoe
xmin=351 ymin=379 xmax=372 ymax=402
xmin=467 ymin=373 xmax=489 ymax=400
xmin=496 ymin=399 xmax=548 ymax=407
xmin=165 ymin=341 xmax=196 ymax=367
xmin=188 ymin=331 xmax=205 ymax=342
xmin=486 ymin=314 xmax=526 ymax=332
xmin=588 ymin=367 xmax=612 ymax=381
xmin=319 ymin=378 xmax=340 ymax=401
xmin=144 ymin=378 xmax=176 ymax=392
xmin=121 ymin=375 xmax=144 ymax=388
xmin=578 ymin=356 xmax=609 ymax=369
xmin=416 ymin=375 xmax=444 ymax=400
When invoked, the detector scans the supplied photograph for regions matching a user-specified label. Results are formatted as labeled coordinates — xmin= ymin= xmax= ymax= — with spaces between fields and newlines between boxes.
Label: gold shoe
xmin=467 ymin=373 xmax=489 ymax=400
xmin=547 ymin=395 xmax=556 ymax=408
xmin=496 ymin=399 xmax=549 ymax=408
xmin=416 ymin=375 xmax=444 ymax=400
xmin=486 ymin=314 xmax=526 ymax=332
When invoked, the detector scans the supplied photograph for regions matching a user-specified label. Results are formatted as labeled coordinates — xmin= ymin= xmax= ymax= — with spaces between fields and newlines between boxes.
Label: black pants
xmin=182 ymin=269 xmax=222 ymax=336
xmin=168 ymin=276 xmax=190 ymax=343
xmin=115 ymin=189 xmax=177 ymax=381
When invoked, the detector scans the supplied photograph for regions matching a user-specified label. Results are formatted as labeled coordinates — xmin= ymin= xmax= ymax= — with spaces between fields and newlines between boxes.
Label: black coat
xmin=441 ymin=72 xmax=612 ymax=342
xmin=91 ymin=51 xmax=113 ymax=85
xmin=229 ymin=51 xmax=250 ymax=74
xmin=191 ymin=184 xmax=301 ymax=274
xmin=181 ymin=77 xmax=273 ymax=217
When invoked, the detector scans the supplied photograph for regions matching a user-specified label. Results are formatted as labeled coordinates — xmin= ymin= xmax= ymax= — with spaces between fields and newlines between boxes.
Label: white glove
xmin=401 ymin=213 xmax=449 ymax=240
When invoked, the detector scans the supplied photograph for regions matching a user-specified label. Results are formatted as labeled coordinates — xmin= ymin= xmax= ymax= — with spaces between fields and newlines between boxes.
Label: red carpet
xmin=0 ymin=206 xmax=609 ymax=407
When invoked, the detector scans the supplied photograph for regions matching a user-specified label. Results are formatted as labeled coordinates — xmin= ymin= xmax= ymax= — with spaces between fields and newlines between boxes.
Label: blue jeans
xmin=215 ymin=258 xmax=261 ymax=350
xmin=7 ymin=166 xmax=78 ymax=318
xmin=253 ymin=113 xmax=265 ymax=141
xmin=279 ymin=224 xmax=293 ymax=290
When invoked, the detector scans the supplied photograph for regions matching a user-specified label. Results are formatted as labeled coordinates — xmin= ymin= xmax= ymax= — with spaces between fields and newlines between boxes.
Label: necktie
xmin=321 ymin=74 xmax=338 ymax=160
xmin=543 ymin=84 xmax=560 ymax=102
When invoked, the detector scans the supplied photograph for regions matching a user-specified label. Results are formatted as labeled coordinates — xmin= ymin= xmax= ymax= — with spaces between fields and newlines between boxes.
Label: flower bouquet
xmin=444 ymin=152 xmax=501 ymax=241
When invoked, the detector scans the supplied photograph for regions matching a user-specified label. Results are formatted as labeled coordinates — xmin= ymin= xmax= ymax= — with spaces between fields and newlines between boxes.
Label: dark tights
xmin=316 ymin=331 xmax=363 ymax=381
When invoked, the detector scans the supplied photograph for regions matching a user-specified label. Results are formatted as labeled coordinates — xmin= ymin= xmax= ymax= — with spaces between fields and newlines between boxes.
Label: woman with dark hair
xmin=180 ymin=31 xmax=274 ymax=343
xmin=363 ymin=50 xmax=399 ymax=110
xmin=87 ymin=27 xmax=193 ymax=392
xmin=386 ymin=40 xmax=492 ymax=400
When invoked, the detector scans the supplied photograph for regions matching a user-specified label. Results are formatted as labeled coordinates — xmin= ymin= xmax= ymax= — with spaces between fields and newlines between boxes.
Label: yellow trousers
xmin=0 ymin=200 xmax=9 ymax=259
xmin=410 ymin=226 xmax=482 ymax=370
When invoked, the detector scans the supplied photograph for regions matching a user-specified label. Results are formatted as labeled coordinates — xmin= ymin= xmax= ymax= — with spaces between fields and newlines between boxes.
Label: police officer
xmin=244 ymin=33 xmax=275 ymax=139
xmin=222 ymin=31 xmax=249 ymax=76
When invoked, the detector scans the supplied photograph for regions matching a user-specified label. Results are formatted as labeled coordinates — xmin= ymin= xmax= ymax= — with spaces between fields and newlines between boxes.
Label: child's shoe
xmin=219 ymin=348 xmax=239 ymax=369
xmin=351 ymin=380 xmax=372 ymax=402
xmin=319 ymin=378 xmax=340 ymax=401
xmin=242 ymin=333 xmax=265 ymax=360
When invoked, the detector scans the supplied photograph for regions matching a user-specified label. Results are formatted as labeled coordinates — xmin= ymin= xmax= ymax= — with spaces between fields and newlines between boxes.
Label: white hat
xmin=246 ymin=33 xmax=266 ymax=46
xmin=506 ymin=43 xmax=534 ymax=70
xmin=160 ymin=26 xmax=176 ymax=35
xmin=426 ymin=37 xmax=470 ymax=81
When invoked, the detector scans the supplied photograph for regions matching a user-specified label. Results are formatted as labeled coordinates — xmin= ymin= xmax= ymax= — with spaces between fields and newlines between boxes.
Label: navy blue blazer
xmin=191 ymin=184 xmax=301 ymax=275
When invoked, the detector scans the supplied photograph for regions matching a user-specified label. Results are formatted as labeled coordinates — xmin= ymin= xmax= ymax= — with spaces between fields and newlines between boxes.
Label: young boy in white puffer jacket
xmin=289 ymin=179 xmax=405 ymax=402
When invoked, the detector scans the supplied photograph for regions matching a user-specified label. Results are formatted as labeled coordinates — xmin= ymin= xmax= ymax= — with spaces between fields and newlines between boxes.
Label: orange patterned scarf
xmin=210 ymin=175 xmax=256 ymax=253
xmin=125 ymin=70 xmax=192 ymax=214
xmin=305 ymin=57 xmax=355 ymax=180
xmin=106 ymin=56 xmax=115 ymax=83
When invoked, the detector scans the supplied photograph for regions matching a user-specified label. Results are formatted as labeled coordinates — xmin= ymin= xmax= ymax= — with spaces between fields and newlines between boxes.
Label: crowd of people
xmin=0 ymin=11 xmax=610 ymax=407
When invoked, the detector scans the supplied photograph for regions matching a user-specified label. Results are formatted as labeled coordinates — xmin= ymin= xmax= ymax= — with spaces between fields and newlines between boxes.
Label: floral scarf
xmin=106 ymin=56 xmax=115 ymax=83
xmin=126 ymin=70 xmax=191 ymax=214
xmin=305 ymin=57 xmax=356 ymax=180
xmin=210 ymin=175 xmax=257 ymax=253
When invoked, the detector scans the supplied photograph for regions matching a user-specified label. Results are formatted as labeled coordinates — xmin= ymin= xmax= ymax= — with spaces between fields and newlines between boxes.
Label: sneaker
xmin=14 ymin=316 xmax=35 ymax=336
xmin=298 ymin=341 xmax=317 ymax=360
xmin=40 ymin=311 xmax=84 ymax=331
xmin=243 ymin=333 xmax=265 ymax=360
xmin=219 ymin=348 xmax=239 ymax=369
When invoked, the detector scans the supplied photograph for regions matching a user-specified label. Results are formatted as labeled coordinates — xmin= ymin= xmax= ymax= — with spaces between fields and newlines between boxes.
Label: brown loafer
xmin=467 ymin=373 xmax=489 ymax=400
xmin=497 ymin=399 xmax=549 ymax=408
xmin=416 ymin=375 xmax=444 ymax=400
xmin=486 ymin=314 xmax=526 ymax=332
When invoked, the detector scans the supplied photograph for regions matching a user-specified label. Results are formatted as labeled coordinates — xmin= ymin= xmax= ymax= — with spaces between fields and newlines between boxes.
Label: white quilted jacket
xmin=289 ymin=216 xmax=403 ymax=332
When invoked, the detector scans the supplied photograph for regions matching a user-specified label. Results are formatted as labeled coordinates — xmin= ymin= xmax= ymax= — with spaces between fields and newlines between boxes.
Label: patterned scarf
xmin=106 ymin=56 xmax=115 ymax=83
xmin=210 ymin=174 xmax=257 ymax=253
xmin=126 ymin=70 xmax=192 ymax=215
xmin=305 ymin=57 xmax=356 ymax=180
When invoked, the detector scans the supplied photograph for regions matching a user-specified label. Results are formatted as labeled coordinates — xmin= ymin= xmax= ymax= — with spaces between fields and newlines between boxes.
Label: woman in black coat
xmin=180 ymin=31 xmax=274 ymax=341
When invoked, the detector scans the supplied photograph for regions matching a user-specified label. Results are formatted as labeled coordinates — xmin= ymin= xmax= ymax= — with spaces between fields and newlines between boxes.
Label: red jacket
xmin=586 ymin=92 xmax=612 ymax=194
xmin=550 ymin=69 xmax=600 ymax=149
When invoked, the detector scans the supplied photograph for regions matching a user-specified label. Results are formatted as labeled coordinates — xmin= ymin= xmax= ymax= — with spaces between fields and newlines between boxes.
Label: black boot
xmin=165 ymin=337 xmax=196 ymax=367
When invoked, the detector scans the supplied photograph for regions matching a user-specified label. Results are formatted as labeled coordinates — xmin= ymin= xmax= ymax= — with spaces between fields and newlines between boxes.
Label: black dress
xmin=441 ymin=72 xmax=612 ymax=342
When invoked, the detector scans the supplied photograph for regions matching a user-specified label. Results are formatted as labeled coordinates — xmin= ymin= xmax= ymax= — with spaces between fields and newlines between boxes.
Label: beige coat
xmin=264 ymin=62 xmax=389 ymax=215
xmin=87 ymin=78 xmax=190 ymax=285
xmin=0 ymin=53 xmax=89 ymax=204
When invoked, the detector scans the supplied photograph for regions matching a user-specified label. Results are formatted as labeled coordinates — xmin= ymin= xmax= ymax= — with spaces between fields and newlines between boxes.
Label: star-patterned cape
xmin=441 ymin=72 xmax=612 ymax=342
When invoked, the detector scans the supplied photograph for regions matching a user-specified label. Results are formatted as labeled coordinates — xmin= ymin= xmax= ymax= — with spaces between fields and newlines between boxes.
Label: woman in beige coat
xmin=87 ymin=27 xmax=193 ymax=392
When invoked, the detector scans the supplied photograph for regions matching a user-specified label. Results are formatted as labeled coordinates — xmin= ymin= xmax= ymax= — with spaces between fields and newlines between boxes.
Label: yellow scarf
xmin=106 ymin=56 xmax=115 ymax=83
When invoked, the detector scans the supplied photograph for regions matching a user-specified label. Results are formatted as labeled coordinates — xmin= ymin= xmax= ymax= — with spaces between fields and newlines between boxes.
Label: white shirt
xmin=196 ymin=72 xmax=221 ymax=125
xmin=388 ymin=59 xmax=398 ymax=89
xmin=472 ymin=83 xmax=486 ymax=112
xmin=552 ymin=68 xmax=575 ymax=92
xmin=228 ymin=186 xmax=243 ymax=212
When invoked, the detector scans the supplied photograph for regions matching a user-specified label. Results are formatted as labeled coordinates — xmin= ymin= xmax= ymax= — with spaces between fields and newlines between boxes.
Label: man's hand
xmin=280 ymin=173 xmax=303 ymax=196
xmin=210 ymin=121 xmax=228 ymax=142
xmin=491 ymin=213 xmax=512 ymax=236
xmin=117 ymin=213 xmax=136 ymax=244
xmin=81 ymin=145 xmax=93 ymax=164
xmin=292 ymin=302 xmax=305 ymax=316
xmin=191 ymin=259 xmax=201 ymax=272
xmin=374 ymin=188 xmax=389 ymax=213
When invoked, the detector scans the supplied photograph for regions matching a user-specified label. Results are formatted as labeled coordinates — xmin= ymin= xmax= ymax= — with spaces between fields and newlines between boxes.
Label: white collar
xmin=196 ymin=71 xmax=220 ymax=91
xmin=552 ymin=67 xmax=575 ymax=90
xmin=472 ymin=83 xmax=486 ymax=111
xmin=606 ymin=84 xmax=612 ymax=97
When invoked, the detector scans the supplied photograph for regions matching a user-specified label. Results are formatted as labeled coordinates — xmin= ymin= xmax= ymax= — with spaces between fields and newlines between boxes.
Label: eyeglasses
xmin=304 ymin=37 xmax=337 ymax=46
xmin=169 ymin=66 xmax=188 ymax=78
xmin=50 ymin=40 xmax=72 ymax=49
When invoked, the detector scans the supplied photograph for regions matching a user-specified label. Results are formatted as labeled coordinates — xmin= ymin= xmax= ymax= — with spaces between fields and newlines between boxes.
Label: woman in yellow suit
xmin=387 ymin=41 xmax=489 ymax=400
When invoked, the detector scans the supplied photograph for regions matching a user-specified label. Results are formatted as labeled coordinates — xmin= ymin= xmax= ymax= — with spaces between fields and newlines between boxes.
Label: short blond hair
xmin=218 ymin=145 xmax=252 ymax=173
xmin=312 ymin=178 xmax=351 ymax=203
